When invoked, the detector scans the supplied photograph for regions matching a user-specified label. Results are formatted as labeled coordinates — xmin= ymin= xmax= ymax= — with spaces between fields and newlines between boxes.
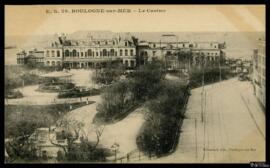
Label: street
xmin=136 ymin=78 xmax=265 ymax=163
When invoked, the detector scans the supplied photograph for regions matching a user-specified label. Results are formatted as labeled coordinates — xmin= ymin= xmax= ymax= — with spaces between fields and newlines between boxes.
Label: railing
xmin=109 ymin=149 xmax=156 ymax=163
xmin=64 ymin=56 xmax=135 ymax=62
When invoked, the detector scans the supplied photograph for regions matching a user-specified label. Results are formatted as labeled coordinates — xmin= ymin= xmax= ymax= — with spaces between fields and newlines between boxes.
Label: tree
xmin=96 ymin=80 xmax=133 ymax=120
xmin=50 ymin=117 xmax=107 ymax=162
xmin=50 ymin=117 xmax=85 ymax=156
xmin=130 ymin=60 xmax=165 ymax=101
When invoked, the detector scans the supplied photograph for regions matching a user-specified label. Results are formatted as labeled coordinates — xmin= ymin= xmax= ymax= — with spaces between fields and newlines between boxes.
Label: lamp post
xmin=111 ymin=142 xmax=119 ymax=162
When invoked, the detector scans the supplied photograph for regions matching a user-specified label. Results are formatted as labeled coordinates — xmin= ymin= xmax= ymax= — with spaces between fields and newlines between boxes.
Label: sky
xmin=5 ymin=5 xmax=265 ymax=36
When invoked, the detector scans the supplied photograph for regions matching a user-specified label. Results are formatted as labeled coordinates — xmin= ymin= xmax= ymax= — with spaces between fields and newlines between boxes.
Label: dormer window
xmin=125 ymin=41 xmax=128 ymax=46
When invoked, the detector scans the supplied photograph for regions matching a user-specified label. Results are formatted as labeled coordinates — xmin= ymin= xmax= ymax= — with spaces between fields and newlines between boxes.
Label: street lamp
xmin=111 ymin=142 xmax=119 ymax=162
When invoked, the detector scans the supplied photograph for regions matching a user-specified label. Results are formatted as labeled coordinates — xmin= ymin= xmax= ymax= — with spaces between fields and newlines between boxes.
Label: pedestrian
xmin=127 ymin=153 xmax=130 ymax=162
xmin=86 ymin=98 xmax=89 ymax=104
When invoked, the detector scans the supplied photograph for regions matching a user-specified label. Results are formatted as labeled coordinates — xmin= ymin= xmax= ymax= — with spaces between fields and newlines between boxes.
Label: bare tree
xmin=49 ymin=117 xmax=85 ymax=155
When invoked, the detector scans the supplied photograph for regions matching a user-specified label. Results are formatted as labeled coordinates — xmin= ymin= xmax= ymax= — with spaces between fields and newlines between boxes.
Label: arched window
xmin=110 ymin=49 xmax=114 ymax=56
xmin=130 ymin=49 xmax=134 ymax=56
xmin=57 ymin=50 xmax=60 ymax=57
xmin=65 ymin=50 xmax=69 ymax=57
xmin=125 ymin=49 xmax=128 ymax=56
xmin=103 ymin=49 xmax=107 ymax=56
xmin=88 ymin=49 xmax=92 ymax=57
xmin=72 ymin=50 xmax=77 ymax=57
xmin=51 ymin=50 xmax=55 ymax=57
xmin=46 ymin=61 xmax=50 ymax=65
xmin=120 ymin=49 xmax=123 ymax=56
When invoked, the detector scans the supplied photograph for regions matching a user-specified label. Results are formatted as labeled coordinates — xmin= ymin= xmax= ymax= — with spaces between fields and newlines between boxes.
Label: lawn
xmin=5 ymin=101 xmax=93 ymax=139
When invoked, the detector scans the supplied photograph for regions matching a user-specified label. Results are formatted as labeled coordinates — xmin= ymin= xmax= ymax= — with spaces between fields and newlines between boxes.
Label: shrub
xmin=136 ymin=81 xmax=189 ymax=156
xmin=95 ymin=80 xmax=135 ymax=123
xmin=58 ymin=88 xmax=100 ymax=98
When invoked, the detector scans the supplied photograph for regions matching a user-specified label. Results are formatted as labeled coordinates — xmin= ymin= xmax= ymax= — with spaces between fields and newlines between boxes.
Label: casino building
xmin=44 ymin=34 xmax=137 ymax=69
xmin=17 ymin=33 xmax=226 ymax=71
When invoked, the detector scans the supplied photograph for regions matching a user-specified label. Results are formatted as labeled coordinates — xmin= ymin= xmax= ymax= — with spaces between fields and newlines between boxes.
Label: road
xmin=66 ymin=95 xmax=145 ymax=158
xmin=136 ymin=78 xmax=265 ymax=163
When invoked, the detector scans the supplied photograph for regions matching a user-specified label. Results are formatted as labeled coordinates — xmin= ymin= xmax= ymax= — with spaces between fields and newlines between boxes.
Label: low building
xmin=28 ymin=49 xmax=45 ymax=66
xmin=29 ymin=127 xmax=67 ymax=158
xmin=137 ymin=37 xmax=226 ymax=70
xmin=16 ymin=49 xmax=44 ymax=66
xmin=16 ymin=50 xmax=27 ymax=65
xmin=252 ymin=37 xmax=265 ymax=108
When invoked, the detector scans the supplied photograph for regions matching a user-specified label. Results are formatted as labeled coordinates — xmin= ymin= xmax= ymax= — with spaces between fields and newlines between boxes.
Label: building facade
xmin=137 ymin=40 xmax=226 ymax=70
xmin=253 ymin=38 xmax=266 ymax=108
xmin=17 ymin=49 xmax=45 ymax=66
xmin=17 ymin=34 xmax=226 ymax=70
xmin=16 ymin=50 xmax=28 ymax=65
xmin=44 ymin=35 xmax=137 ymax=69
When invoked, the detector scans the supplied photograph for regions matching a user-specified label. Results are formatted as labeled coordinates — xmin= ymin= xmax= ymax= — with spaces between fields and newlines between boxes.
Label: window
xmin=125 ymin=60 xmax=128 ymax=66
xmin=72 ymin=50 xmax=77 ymax=57
xmin=46 ymin=51 xmax=50 ymax=57
xmin=100 ymin=51 xmax=102 ymax=57
xmin=130 ymin=60 xmax=135 ymax=67
xmin=125 ymin=41 xmax=128 ymax=46
xmin=130 ymin=49 xmax=134 ymax=56
xmin=120 ymin=49 xmax=123 ymax=56
xmin=105 ymin=41 xmax=108 ymax=45
xmin=47 ymin=61 xmax=50 ymax=65
xmin=153 ymin=44 xmax=156 ymax=48
xmin=96 ymin=52 xmax=98 ymax=56
xmin=92 ymin=52 xmax=95 ymax=56
xmin=65 ymin=50 xmax=69 ymax=57
xmin=125 ymin=49 xmax=128 ymax=56
xmin=81 ymin=52 xmax=84 ymax=57
xmin=52 ymin=61 xmax=55 ymax=66
xmin=85 ymin=52 xmax=87 ymax=57
xmin=103 ymin=49 xmax=107 ymax=56
xmin=110 ymin=49 xmax=114 ymax=56
xmin=51 ymin=50 xmax=55 ymax=57
xmin=153 ymin=51 xmax=156 ymax=56
xmin=87 ymin=49 xmax=92 ymax=56
xmin=57 ymin=50 xmax=60 ymax=57
xmin=57 ymin=61 xmax=61 ymax=66
xmin=115 ymin=51 xmax=117 ymax=56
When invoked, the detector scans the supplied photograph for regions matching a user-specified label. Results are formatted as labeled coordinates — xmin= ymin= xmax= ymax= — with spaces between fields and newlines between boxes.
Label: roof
xmin=40 ymin=71 xmax=73 ymax=78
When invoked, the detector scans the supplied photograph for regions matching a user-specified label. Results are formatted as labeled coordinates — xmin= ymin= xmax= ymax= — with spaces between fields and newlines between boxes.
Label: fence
xmin=109 ymin=149 xmax=157 ymax=163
